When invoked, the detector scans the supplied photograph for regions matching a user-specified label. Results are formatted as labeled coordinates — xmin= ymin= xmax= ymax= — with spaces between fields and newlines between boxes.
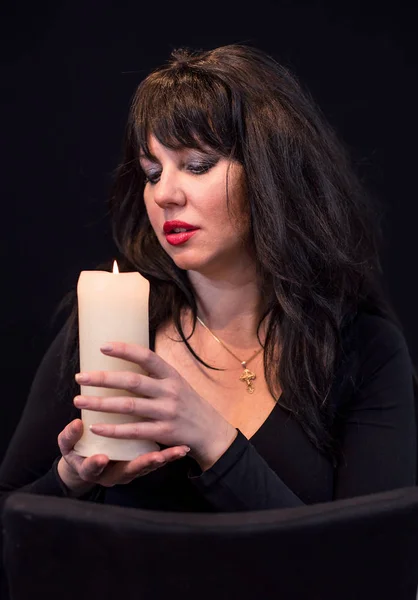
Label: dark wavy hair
xmin=50 ymin=43 xmax=418 ymax=468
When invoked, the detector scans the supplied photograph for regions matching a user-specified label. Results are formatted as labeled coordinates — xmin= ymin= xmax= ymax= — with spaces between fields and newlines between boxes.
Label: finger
xmin=57 ymin=421 xmax=87 ymax=474
xmin=161 ymin=446 xmax=191 ymax=461
xmin=58 ymin=420 xmax=110 ymax=480
xmin=99 ymin=342 xmax=174 ymax=379
xmin=75 ymin=371 xmax=165 ymax=398
xmin=75 ymin=370 xmax=164 ymax=397
xmin=98 ymin=447 xmax=189 ymax=486
xmin=89 ymin=420 xmax=160 ymax=440
xmin=58 ymin=419 xmax=83 ymax=456
xmin=97 ymin=454 xmax=157 ymax=487
xmin=78 ymin=455 xmax=110 ymax=481
xmin=74 ymin=395 xmax=165 ymax=418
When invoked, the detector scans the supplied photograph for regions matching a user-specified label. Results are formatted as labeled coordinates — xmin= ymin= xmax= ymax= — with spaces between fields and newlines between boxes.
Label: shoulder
xmin=341 ymin=310 xmax=414 ymax=400
xmin=350 ymin=311 xmax=410 ymax=367
xmin=332 ymin=310 xmax=413 ymax=410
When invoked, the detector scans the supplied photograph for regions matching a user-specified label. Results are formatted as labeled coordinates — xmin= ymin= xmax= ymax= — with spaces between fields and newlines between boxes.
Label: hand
xmin=73 ymin=342 xmax=237 ymax=470
xmin=57 ymin=418 xmax=190 ymax=495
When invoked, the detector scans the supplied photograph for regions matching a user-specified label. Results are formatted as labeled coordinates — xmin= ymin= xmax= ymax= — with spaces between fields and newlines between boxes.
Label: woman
xmin=1 ymin=43 xmax=416 ymax=512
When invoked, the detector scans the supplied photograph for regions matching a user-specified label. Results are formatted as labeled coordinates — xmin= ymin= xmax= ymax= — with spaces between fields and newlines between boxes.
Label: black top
xmin=0 ymin=311 xmax=416 ymax=513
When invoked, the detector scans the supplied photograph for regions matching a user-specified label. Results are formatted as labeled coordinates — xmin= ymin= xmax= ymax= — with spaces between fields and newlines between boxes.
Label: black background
xmin=1 ymin=0 xmax=417 ymax=462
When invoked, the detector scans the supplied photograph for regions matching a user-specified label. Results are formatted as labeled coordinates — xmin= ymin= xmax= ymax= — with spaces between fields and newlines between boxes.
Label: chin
xmin=164 ymin=248 xmax=210 ymax=272
xmin=170 ymin=256 xmax=206 ymax=272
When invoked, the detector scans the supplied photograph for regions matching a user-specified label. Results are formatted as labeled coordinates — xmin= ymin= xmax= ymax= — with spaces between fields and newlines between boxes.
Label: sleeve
xmin=333 ymin=316 xmax=417 ymax=498
xmin=187 ymin=429 xmax=305 ymax=510
xmin=0 ymin=319 xmax=104 ymax=515
xmin=186 ymin=316 xmax=416 ymax=511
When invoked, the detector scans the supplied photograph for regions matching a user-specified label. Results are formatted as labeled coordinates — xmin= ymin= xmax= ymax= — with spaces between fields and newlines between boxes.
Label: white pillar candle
xmin=73 ymin=260 xmax=160 ymax=461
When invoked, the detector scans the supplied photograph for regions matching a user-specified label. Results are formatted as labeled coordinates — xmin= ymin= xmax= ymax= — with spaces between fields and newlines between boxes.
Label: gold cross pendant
xmin=239 ymin=368 xmax=256 ymax=394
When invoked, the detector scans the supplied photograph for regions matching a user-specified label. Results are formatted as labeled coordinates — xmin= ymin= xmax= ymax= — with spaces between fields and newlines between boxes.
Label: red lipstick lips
xmin=163 ymin=220 xmax=198 ymax=234
xmin=163 ymin=220 xmax=200 ymax=246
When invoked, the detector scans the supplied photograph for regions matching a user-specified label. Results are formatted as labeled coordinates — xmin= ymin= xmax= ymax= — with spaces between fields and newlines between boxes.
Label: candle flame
xmin=113 ymin=260 xmax=119 ymax=274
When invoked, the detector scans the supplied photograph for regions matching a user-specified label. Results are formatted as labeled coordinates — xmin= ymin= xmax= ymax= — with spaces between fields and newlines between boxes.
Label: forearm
xmin=1 ymin=458 xmax=103 ymax=511
xmin=188 ymin=429 xmax=305 ymax=511
xmin=0 ymin=459 xmax=72 ymax=519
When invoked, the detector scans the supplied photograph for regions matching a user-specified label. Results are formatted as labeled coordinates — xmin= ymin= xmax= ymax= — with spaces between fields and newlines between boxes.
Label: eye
xmin=143 ymin=160 xmax=218 ymax=185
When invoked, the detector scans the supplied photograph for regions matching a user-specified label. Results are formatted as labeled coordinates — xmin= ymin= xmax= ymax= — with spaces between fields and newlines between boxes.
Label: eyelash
xmin=143 ymin=162 xmax=215 ymax=185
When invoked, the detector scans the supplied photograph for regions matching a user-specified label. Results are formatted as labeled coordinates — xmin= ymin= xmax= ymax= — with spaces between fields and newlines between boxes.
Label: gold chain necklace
xmin=196 ymin=316 xmax=263 ymax=394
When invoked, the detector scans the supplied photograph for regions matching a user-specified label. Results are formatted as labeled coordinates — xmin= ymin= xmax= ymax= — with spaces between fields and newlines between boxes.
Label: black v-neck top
xmin=0 ymin=310 xmax=416 ymax=514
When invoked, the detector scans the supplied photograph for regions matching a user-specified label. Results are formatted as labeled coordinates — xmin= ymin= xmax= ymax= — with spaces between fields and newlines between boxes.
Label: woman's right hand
xmin=57 ymin=418 xmax=190 ymax=497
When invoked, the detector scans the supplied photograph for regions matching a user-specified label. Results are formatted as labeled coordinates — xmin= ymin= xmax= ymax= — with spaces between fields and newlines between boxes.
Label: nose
xmin=152 ymin=169 xmax=186 ymax=209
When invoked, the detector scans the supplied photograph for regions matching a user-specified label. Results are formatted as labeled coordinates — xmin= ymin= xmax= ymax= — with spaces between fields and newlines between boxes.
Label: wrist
xmin=196 ymin=425 xmax=238 ymax=472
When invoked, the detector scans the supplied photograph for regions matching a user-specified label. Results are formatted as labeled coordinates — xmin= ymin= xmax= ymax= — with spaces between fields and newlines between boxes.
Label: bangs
xmin=131 ymin=68 xmax=239 ymax=161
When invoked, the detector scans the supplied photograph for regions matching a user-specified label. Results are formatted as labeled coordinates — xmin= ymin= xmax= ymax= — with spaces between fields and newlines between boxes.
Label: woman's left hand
xmin=73 ymin=341 xmax=238 ymax=470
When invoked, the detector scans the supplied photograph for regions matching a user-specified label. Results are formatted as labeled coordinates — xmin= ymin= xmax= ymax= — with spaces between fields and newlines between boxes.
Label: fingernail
xmin=74 ymin=396 xmax=88 ymax=407
xmin=100 ymin=343 xmax=113 ymax=352
xmin=75 ymin=373 xmax=89 ymax=383
xmin=184 ymin=447 xmax=191 ymax=453
xmin=90 ymin=425 xmax=104 ymax=433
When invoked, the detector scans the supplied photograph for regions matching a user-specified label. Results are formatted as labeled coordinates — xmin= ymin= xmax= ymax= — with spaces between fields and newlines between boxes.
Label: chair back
xmin=3 ymin=486 xmax=418 ymax=600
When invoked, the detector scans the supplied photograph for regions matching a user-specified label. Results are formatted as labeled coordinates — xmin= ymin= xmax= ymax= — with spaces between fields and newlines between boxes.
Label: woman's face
xmin=141 ymin=133 xmax=251 ymax=276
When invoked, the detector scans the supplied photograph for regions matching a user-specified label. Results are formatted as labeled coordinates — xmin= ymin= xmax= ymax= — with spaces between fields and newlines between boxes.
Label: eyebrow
xmin=139 ymin=147 xmax=216 ymax=165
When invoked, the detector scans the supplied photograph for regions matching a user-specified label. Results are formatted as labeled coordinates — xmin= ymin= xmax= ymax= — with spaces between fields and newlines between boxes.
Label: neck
xmin=186 ymin=267 xmax=269 ymax=349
